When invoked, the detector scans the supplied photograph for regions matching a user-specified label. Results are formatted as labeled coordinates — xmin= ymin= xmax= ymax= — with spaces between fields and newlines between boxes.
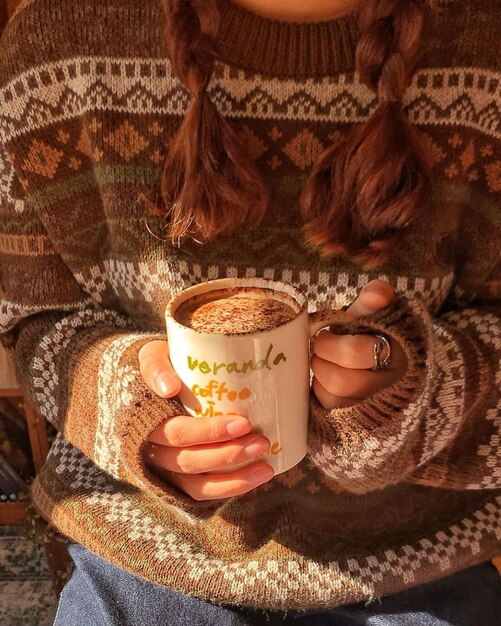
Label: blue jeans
xmin=54 ymin=544 xmax=501 ymax=626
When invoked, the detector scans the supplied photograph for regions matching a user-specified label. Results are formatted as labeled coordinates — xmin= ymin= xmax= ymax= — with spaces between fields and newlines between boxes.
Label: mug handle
xmin=308 ymin=309 xmax=352 ymax=338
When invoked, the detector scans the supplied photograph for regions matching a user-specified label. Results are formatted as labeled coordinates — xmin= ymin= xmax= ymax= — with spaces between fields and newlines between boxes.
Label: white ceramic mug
xmin=165 ymin=278 xmax=350 ymax=475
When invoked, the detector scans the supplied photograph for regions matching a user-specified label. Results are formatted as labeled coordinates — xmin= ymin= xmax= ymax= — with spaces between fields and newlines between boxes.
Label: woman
xmin=0 ymin=0 xmax=499 ymax=624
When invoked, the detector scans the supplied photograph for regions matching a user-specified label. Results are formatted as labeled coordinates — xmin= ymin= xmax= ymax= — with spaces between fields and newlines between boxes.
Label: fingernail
xmin=250 ymin=465 xmax=274 ymax=484
xmin=244 ymin=438 xmax=269 ymax=459
xmin=154 ymin=372 xmax=178 ymax=397
xmin=226 ymin=418 xmax=251 ymax=437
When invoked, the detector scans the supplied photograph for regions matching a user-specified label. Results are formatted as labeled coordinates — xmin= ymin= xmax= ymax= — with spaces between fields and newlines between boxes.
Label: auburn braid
xmin=300 ymin=0 xmax=432 ymax=269
xmin=155 ymin=0 xmax=268 ymax=243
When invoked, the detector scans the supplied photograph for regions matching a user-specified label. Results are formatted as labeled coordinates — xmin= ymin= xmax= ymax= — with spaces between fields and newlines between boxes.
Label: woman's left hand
xmin=312 ymin=280 xmax=408 ymax=409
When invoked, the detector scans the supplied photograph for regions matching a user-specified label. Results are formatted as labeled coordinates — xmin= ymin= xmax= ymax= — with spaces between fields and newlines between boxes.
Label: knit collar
xmin=216 ymin=0 xmax=359 ymax=77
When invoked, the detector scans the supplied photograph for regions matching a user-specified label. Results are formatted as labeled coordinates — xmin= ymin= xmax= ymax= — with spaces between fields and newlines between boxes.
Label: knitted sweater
xmin=1 ymin=0 xmax=500 ymax=610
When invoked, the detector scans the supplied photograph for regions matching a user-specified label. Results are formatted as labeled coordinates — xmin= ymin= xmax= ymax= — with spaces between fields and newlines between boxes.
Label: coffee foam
xmin=174 ymin=287 xmax=298 ymax=334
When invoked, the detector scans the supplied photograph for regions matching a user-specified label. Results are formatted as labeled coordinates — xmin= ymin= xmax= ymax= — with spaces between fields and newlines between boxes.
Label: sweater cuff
xmin=307 ymin=295 xmax=433 ymax=493
xmin=104 ymin=335 xmax=224 ymax=512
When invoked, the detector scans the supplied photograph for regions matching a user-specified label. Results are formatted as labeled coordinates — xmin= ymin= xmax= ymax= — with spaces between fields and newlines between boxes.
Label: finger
xmin=144 ymin=433 xmax=270 ymax=474
xmin=147 ymin=414 xmax=252 ymax=447
xmin=164 ymin=462 xmax=275 ymax=501
xmin=314 ymin=331 xmax=406 ymax=370
xmin=313 ymin=377 xmax=358 ymax=409
xmin=139 ymin=340 xmax=182 ymax=398
xmin=346 ymin=279 xmax=395 ymax=319
xmin=311 ymin=355 xmax=403 ymax=400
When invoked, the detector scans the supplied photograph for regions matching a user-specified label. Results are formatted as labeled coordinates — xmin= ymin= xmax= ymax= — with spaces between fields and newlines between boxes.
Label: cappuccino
xmin=174 ymin=287 xmax=297 ymax=334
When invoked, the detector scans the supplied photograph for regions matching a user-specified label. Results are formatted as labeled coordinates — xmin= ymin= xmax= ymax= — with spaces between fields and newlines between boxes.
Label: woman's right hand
xmin=138 ymin=340 xmax=274 ymax=501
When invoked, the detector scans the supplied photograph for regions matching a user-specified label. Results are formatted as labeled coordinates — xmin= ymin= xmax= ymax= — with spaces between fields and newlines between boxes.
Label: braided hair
xmin=157 ymin=0 xmax=268 ymax=242
xmin=300 ymin=0 xmax=432 ymax=268
xmin=158 ymin=0 xmax=432 ymax=268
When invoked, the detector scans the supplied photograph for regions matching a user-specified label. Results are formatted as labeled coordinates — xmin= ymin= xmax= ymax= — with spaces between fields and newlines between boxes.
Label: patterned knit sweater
xmin=0 ymin=0 xmax=500 ymax=611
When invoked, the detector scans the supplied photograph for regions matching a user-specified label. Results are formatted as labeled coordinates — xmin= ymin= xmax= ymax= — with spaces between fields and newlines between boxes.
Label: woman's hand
xmin=138 ymin=340 xmax=274 ymax=501
xmin=312 ymin=280 xmax=408 ymax=409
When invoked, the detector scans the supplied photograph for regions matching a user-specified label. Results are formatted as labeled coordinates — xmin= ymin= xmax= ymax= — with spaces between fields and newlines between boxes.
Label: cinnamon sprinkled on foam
xmin=175 ymin=288 xmax=297 ymax=334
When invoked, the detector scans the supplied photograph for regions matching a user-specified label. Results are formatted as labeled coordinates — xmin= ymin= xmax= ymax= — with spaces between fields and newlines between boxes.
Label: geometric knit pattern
xmin=33 ymin=435 xmax=501 ymax=608
xmin=1 ymin=60 xmax=500 ymax=140
xmin=71 ymin=258 xmax=455 ymax=312
xmin=0 ymin=0 xmax=500 ymax=610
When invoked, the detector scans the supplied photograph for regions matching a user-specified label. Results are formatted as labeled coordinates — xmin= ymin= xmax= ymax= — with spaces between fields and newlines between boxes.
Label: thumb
xmin=138 ymin=339 xmax=183 ymax=398
xmin=346 ymin=279 xmax=395 ymax=319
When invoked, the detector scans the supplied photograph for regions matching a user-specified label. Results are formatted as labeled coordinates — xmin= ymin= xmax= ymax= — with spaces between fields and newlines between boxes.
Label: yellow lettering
xmin=241 ymin=360 xmax=256 ymax=373
xmin=255 ymin=343 xmax=273 ymax=371
xmin=206 ymin=400 xmax=223 ymax=417
xmin=273 ymin=353 xmax=287 ymax=366
xmin=199 ymin=361 xmax=211 ymax=374
xmin=216 ymin=381 xmax=228 ymax=401
xmin=188 ymin=344 xmax=287 ymax=375
xmin=191 ymin=381 xmax=252 ymax=407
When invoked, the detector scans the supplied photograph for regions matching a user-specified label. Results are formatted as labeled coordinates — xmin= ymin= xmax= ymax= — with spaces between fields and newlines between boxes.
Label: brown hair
xmin=149 ymin=0 xmax=269 ymax=243
xmin=155 ymin=0 xmax=432 ymax=267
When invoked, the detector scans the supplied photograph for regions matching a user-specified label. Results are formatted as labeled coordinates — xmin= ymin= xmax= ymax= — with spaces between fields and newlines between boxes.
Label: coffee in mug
xmin=166 ymin=278 xmax=350 ymax=474
xmin=174 ymin=287 xmax=297 ymax=334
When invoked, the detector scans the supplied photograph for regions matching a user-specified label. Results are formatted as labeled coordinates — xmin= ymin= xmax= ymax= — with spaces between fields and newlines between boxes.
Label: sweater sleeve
xmin=307 ymin=208 xmax=500 ymax=494
xmin=0 ymin=149 xmax=188 ymax=504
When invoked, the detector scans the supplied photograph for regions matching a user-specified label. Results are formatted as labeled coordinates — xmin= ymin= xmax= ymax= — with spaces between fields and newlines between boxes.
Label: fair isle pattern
xmin=73 ymin=266 xmax=108 ymax=303
xmin=308 ymin=298 xmax=435 ymax=492
xmin=51 ymin=435 xmax=114 ymax=493
xmin=419 ymin=324 xmax=466 ymax=465
xmin=74 ymin=258 xmax=455 ymax=315
xmin=0 ymin=60 xmax=500 ymax=141
xmin=76 ymin=258 xmax=181 ymax=304
xmin=30 ymin=309 xmax=132 ymax=428
xmin=0 ymin=148 xmax=26 ymax=213
xmin=0 ymin=232 xmax=56 ymax=257
xmin=445 ymin=309 xmax=501 ymax=490
xmin=0 ymin=297 xmax=94 ymax=334
xmin=177 ymin=263 xmax=455 ymax=315
xmin=479 ymin=368 xmax=501 ymax=490
xmin=35 ymin=437 xmax=501 ymax=607
xmin=1 ymin=0 xmax=500 ymax=610
xmin=94 ymin=333 xmax=151 ymax=480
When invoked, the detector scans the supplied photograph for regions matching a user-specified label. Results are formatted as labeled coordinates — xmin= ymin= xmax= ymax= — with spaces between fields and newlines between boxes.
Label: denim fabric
xmin=53 ymin=543 xmax=501 ymax=626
